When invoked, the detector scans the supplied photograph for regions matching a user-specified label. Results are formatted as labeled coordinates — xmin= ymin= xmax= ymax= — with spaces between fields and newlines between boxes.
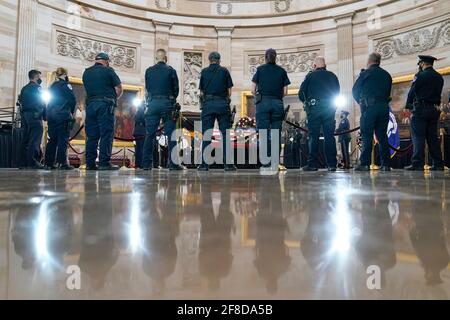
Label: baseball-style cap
xmin=95 ymin=52 xmax=110 ymax=61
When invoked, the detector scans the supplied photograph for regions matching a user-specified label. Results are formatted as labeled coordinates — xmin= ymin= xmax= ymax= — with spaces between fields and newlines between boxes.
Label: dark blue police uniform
xmin=133 ymin=105 xmax=146 ymax=169
xmin=352 ymin=64 xmax=392 ymax=169
xmin=252 ymin=63 xmax=290 ymax=166
xmin=18 ymin=81 xmax=46 ymax=168
xmin=299 ymin=68 xmax=340 ymax=170
xmin=44 ymin=79 xmax=77 ymax=168
xmin=82 ymin=63 xmax=121 ymax=169
xmin=142 ymin=61 xmax=179 ymax=170
xmin=406 ymin=66 xmax=444 ymax=170
xmin=336 ymin=113 xmax=351 ymax=169
xmin=199 ymin=63 xmax=233 ymax=167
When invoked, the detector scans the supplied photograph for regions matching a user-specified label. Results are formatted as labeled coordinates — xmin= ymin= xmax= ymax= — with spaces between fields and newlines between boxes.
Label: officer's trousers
xmin=255 ymin=98 xmax=285 ymax=164
xmin=45 ymin=116 xmax=70 ymax=166
xmin=306 ymin=106 xmax=337 ymax=168
xmin=410 ymin=107 xmax=443 ymax=167
xmin=134 ymin=137 xmax=144 ymax=168
xmin=201 ymin=99 xmax=231 ymax=165
xmin=20 ymin=111 xmax=43 ymax=167
xmin=142 ymin=98 xmax=176 ymax=168
xmin=340 ymin=138 xmax=351 ymax=169
xmin=85 ymin=101 xmax=115 ymax=167
xmin=359 ymin=104 xmax=390 ymax=167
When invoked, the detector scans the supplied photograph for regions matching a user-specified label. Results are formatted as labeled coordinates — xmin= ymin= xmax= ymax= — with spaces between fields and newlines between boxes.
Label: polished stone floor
xmin=0 ymin=168 xmax=449 ymax=300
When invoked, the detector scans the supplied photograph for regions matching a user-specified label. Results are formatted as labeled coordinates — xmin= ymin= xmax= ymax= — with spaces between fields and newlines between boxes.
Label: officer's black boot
xmin=328 ymin=167 xmax=337 ymax=172
xmin=429 ymin=165 xmax=445 ymax=171
xmin=354 ymin=165 xmax=370 ymax=172
xmin=224 ymin=164 xmax=237 ymax=172
xmin=45 ymin=164 xmax=58 ymax=171
xmin=404 ymin=165 xmax=423 ymax=171
xmin=98 ymin=164 xmax=120 ymax=171
xmin=302 ymin=165 xmax=318 ymax=172
xmin=197 ymin=164 xmax=209 ymax=171
xmin=380 ymin=166 xmax=391 ymax=172
xmin=30 ymin=162 xmax=45 ymax=170
xmin=140 ymin=166 xmax=152 ymax=171
xmin=86 ymin=165 xmax=98 ymax=171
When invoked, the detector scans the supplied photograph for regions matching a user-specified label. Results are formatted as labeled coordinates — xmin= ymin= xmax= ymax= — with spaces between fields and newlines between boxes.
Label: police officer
xmin=336 ymin=110 xmax=352 ymax=169
xmin=133 ymin=101 xmax=146 ymax=169
xmin=141 ymin=49 xmax=182 ymax=171
xmin=18 ymin=69 xmax=46 ymax=169
xmin=405 ymin=55 xmax=444 ymax=171
xmin=82 ymin=52 xmax=123 ymax=170
xmin=197 ymin=52 xmax=236 ymax=172
xmin=251 ymin=48 xmax=291 ymax=170
xmin=299 ymin=56 xmax=340 ymax=172
xmin=352 ymin=53 xmax=392 ymax=172
xmin=44 ymin=68 xmax=77 ymax=170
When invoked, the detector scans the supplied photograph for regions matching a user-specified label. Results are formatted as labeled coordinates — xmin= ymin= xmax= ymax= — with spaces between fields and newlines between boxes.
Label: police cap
xmin=418 ymin=55 xmax=437 ymax=65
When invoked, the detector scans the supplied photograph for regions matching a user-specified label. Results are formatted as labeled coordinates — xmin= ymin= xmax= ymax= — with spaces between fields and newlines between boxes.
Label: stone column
xmin=215 ymin=27 xmax=234 ymax=69
xmin=153 ymin=21 xmax=172 ymax=60
xmin=335 ymin=13 xmax=357 ymax=158
xmin=15 ymin=0 xmax=38 ymax=105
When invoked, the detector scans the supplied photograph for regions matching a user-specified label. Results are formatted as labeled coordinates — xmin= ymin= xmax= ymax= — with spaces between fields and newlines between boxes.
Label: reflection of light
xmin=41 ymin=90 xmax=51 ymax=105
xmin=133 ymin=97 xmax=142 ymax=107
xmin=129 ymin=193 xmax=142 ymax=253
xmin=331 ymin=187 xmax=352 ymax=254
xmin=334 ymin=95 xmax=347 ymax=109
xmin=35 ymin=200 xmax=49 ymax=260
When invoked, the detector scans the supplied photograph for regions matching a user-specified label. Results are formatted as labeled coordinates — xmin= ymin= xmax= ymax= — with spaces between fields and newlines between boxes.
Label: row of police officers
xmin=18 ymin=49 xmax=445 ymax=171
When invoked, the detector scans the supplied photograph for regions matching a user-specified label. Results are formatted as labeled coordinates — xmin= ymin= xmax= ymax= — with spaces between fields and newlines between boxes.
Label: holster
xmin=172 ymin=102 xmax=181 ymax=122
xmin=254 ymin=93 xmax=262 ymax=105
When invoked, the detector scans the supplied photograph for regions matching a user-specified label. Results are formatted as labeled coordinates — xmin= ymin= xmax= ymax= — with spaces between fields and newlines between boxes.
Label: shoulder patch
xmin=67 ymin=84 xmax=73 ymax=90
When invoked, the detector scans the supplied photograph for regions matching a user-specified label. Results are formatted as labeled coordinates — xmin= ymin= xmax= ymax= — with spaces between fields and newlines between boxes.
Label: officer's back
xmin=145 ymin=60 xmax=179 ymax=98
xmin=200 ymin=63 xmax=232 ymax=99
xmin=407 ymin=67 xmax=443 ymax=107
xmin=20 ymin=82 xmax=45 ymax=114
xmin=352 ymin=64 xmax=392 ymax=104
xmin=254 ymin=63 xmax=289 ymax=99
xmin=47 ymin=79 xmax=76 ymax=120
xmin=83 ymin=63 xmax=120 ymax=99
xmin=299 ymin=67 xmax=340 ymax=102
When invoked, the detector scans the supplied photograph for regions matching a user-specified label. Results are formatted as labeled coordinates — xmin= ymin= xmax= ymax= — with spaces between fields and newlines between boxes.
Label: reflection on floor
xmin=0 ymin=169 xmax=449 ymax=299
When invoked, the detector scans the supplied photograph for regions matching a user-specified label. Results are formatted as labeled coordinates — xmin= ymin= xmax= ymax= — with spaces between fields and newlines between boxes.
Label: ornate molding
xmin=274 ymin=0 xmax=291 ymax=13
xmin=54 ymin=26 xmax=138 ymax=70
xmin=374 ymin=20 xmax=450 ymax=60
xmin=183 ymin=51 xmax=203 ymax=108
xmin=155 ymin=0 xmax=171 ymax=10
xmin=247 ymin=48 xmax=321 ymax=78
xmin=216 ymin=2 xmax=232 ymax=16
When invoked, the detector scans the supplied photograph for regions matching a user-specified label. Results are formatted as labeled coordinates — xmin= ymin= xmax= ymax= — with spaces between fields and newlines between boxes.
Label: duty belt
xmin=204 ymin=95 xmax=226 ymax=100
xmin=151 ymin=95 xmax=172 ymax=99
xmin=261 ymin=95 xmax=282 ymax=100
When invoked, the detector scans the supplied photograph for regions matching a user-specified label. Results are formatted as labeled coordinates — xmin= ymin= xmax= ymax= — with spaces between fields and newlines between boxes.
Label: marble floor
xmin=0 ymin=168 xmax=449 ymax=300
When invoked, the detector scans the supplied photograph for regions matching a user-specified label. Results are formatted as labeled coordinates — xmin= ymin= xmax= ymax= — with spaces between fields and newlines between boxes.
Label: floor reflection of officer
xmin=12 ymin=205 xmax=39 ymax=270
xmin=405 ymin=55 xmax=445 ymax=171
xmin=142 ymin=49 xmax=182 ymax=171
xmin=409 ymin=190 xmax=449 ymax=285
xmin=251 ymin=49 xmax=291 ymax=170
xmin=44 ymin=67 xmax=77 ymax=170
xmin=299 ymin=56 xmax=340 ymax=172
xmin=82 ymin=52 xmax=123 ymax=171
xmin=253 ymin=178 xmax=291 ymax=294
xmin=336 ymin=111 xmax=352 ymax=169
xmin=352 ymin=53 xmax=392 ymax=172
xmin=133 ymin=102 xmax=146 ymax=169
xmin=18 ymin=69 xmax=46 ymax=169
xmin=355 ymin=194 xmax=396 ymax=289
xmin=197 ymin=52 xmax=236 ymax=172
xmin=78 ymin=176 xmax=119 ymax=290
xmin=142 ymin=182 xmax=179 ymax=295
xmin=198 ymin=179 xmax=234 ymax=291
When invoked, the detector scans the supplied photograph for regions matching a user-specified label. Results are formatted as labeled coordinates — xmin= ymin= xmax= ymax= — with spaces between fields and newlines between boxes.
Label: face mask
xmin=37 ymin=78 xmax=42 ymax=85
xmin=340 ymin=116 xmax=344 ymax=119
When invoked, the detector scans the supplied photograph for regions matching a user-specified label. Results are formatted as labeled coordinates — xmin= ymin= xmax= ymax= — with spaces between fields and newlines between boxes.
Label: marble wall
xmin=1 ymin=0 xmax=449 ymax=125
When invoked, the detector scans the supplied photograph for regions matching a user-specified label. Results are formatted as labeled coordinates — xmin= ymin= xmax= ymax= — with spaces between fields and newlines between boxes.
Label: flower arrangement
xmin=236 ymin=116 xmax=256 ymax=129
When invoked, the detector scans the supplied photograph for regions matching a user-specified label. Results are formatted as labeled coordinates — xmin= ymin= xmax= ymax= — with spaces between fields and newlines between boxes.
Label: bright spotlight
xmin=334 ymin=95 xmax=346 ymax=109
xmin=133 ymin=97 xmax=142 ymax=107
xmin=41 ymin=90 xmax=51 ymax=105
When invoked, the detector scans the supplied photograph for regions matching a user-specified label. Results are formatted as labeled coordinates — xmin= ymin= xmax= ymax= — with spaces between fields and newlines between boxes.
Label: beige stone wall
xmin=0 ymin=0 xmax=18 ymax=113
xmin=1 ymin=0 xmax=449 ymax=120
